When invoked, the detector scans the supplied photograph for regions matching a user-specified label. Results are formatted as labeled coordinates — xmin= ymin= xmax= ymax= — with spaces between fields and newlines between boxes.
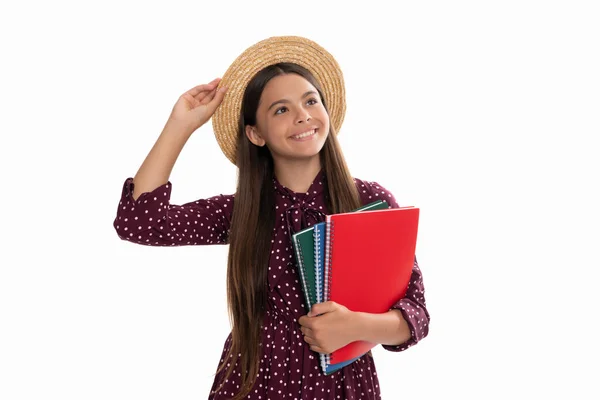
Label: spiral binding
xmin=324 ymin=218 xmax=334 ymax=305
xmin=313 ymin=227 xmax=322 ymax=303
xmin=292 ymin=236 xmax=312 ymax=313
xmin=323 ymin=217 xmax=335 ymax=368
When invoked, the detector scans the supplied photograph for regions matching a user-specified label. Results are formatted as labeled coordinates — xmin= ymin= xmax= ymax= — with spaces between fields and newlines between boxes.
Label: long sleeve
xmin=113 ymin=178 xmax=234 ymax=246
xmin=356 ymin=178 xmax=431 ymax=351
xmin=382 ymin=256 xmax=429 ymax=351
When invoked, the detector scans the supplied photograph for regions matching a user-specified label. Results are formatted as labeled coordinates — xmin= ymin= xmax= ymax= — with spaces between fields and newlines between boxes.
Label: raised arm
xmin=113 ymin=79 xmax=232 ymax=246
xmin=131 ymin=78 xmax=228 ymax=199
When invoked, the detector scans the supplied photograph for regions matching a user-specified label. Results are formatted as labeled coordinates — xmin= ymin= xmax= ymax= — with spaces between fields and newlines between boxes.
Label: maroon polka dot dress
xmin=113 ymin=169 xmax=430 ymax=399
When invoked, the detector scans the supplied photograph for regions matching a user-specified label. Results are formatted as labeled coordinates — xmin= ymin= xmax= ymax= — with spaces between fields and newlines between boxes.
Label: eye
xmin=275 ymin=106 xmax=288 ymax=115
xmin=307 ymin=98 xmax=318 ymax=106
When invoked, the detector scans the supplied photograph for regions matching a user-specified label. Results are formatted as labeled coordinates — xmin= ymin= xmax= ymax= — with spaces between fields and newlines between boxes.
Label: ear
xmin=245 ymin=125 xmax=266 ymax=147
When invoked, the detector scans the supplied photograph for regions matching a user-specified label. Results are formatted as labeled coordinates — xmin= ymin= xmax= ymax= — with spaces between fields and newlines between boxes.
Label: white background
xmin=1 ymin=1 xmax=599 ymax=399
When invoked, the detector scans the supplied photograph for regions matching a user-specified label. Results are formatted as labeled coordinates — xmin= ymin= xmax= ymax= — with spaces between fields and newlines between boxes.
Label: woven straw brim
xmin=212 ymin=36 xmax=346 ymax=165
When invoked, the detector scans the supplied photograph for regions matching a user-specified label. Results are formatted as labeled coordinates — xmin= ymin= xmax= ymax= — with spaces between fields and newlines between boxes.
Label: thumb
xmin=309 ymin=301 xmax=334 ymax=317
xmin=205 ymin=86 xmax=228 ymax=114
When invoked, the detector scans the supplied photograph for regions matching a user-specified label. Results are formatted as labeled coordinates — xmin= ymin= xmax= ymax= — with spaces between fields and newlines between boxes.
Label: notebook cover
xmin=323 ymin=357 xmax=360 ymax=375
xmin=324 ymin=207 xmax=419 ymax=365
xmin=292 ymin=200 xmax=388 ymax=313
xmin=314 ymin=200 xmax=389 ymax=373
xmin=292 ymin=226 xmax=319 ymax=312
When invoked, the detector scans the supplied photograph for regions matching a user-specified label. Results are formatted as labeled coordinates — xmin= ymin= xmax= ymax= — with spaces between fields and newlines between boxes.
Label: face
xmin=245 ymin=73 xmax=330 ymax=165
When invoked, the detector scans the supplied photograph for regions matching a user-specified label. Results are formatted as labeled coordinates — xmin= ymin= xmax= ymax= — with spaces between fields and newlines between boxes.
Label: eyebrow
xmin=267 ymin=90 xmax=318 ymax=111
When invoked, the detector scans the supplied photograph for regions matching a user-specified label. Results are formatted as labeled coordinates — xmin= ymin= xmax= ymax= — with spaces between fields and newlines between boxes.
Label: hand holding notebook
xmin=293 ymin=201 xmax=419 ymax=374
xmin=321 ymin=206 xmax=419 ymax=369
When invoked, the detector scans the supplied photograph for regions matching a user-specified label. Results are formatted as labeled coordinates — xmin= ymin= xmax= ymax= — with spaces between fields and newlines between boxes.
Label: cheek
xmin=317 ymin=109 xmax=331 ymax=129
xmin=267 ymin=117 xmax=286 ymax=132
xmin=315 ymin=106 xmax=329 ymax=120
xmin=263 ymin=118 xmax=288 ymax=139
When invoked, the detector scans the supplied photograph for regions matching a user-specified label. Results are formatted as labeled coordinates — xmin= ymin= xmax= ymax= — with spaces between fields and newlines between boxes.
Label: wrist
xmin=164 ymin=117 xmax=198 ymax=138
xmin=350 ymin=311 xmax=369 ymax=342
xmin=349 ymin=310 xmax=411 ymax=346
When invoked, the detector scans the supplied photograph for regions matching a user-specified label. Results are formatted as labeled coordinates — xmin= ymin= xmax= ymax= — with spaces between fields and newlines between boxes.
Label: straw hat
xmin=212 ymin=36 xmax=346 ymax=165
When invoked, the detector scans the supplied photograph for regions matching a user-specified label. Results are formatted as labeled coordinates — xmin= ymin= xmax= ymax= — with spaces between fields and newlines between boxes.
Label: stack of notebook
xmin=292 ymin=200 xmax=419 ymax=375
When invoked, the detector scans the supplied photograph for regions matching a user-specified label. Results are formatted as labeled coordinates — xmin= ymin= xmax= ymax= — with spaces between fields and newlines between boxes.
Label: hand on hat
xmin=168 ymin=78 xmax=228 ymax=133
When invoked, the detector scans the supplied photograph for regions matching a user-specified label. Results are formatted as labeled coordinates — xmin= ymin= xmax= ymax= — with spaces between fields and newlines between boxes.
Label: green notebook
xmin=291 ymin=200 xmax=389 ymax=312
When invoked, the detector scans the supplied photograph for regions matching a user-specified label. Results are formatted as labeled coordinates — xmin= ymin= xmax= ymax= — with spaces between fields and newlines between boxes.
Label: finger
xmin=300 ymin=326 xmax=313 ymax=336
xmin=309 ymin=345 xmax=327 ymax=354
xmin=186 ymin=85 xmax=214 ymax=97
xmin=192 ymin=92 xmax=210 ymax=105
xmin=194 ymin=85 xmax=211 ymax=101
xmin=309 ymin=302 xmax=333 ymax=317
xmin=186 ymin=79 xmax=221 ymax=97
xmin=193 ymin=91 xmax=210 ymax=103
xmin=298 ymin=317 xmax=314 ymax=329
xmin=194 ymin=80 xmax=221 ymax=102
xmin=199 ymin=88 xmax=217 ymax=105
xmin=181 ymin=93 xmax=200 ymax=108
xmin=204 ymin=86 xmax=228 ymax=114
xmin=303 ymin=335 xmax=317 ymax=346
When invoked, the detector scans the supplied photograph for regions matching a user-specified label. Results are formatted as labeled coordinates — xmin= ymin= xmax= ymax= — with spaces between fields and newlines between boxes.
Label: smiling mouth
xmin=291 ymin=129 xmax=317 ymax=140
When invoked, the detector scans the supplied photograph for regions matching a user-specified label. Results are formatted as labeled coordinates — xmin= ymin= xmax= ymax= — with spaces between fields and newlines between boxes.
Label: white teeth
xmin=292 ymin=129 xmax=316 ymax=139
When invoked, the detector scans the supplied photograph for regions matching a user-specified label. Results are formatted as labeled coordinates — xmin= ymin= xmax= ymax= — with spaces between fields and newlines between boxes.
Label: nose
xmin=296 ymin=108 xmax=311 ymax=124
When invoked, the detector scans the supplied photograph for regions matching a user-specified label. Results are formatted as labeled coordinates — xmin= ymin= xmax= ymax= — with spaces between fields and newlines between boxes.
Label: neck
xmin=273 ymin=157 xmax=322 ymax=193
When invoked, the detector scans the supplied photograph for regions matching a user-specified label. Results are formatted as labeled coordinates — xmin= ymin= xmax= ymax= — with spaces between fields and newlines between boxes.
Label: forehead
xmin=260 ymin=73 xmax=317 ymax=101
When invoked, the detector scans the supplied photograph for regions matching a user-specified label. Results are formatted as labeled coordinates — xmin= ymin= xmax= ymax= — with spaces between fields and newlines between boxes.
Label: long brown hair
xmin=216 ymin=63 xmax=361 ymax=399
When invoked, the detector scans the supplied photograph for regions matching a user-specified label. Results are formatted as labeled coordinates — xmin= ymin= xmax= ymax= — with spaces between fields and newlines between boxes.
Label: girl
xmin=113 ymin=36 xmax=429 ymax=400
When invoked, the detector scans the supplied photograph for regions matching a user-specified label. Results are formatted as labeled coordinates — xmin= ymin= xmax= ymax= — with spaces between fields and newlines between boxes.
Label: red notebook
xmin=323 ymin=207 xmax=419 ymax=365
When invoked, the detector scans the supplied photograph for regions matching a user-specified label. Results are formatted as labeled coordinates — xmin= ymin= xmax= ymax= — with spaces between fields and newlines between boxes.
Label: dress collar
xmin=273 ymin=168 xmax=326 ymax=203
